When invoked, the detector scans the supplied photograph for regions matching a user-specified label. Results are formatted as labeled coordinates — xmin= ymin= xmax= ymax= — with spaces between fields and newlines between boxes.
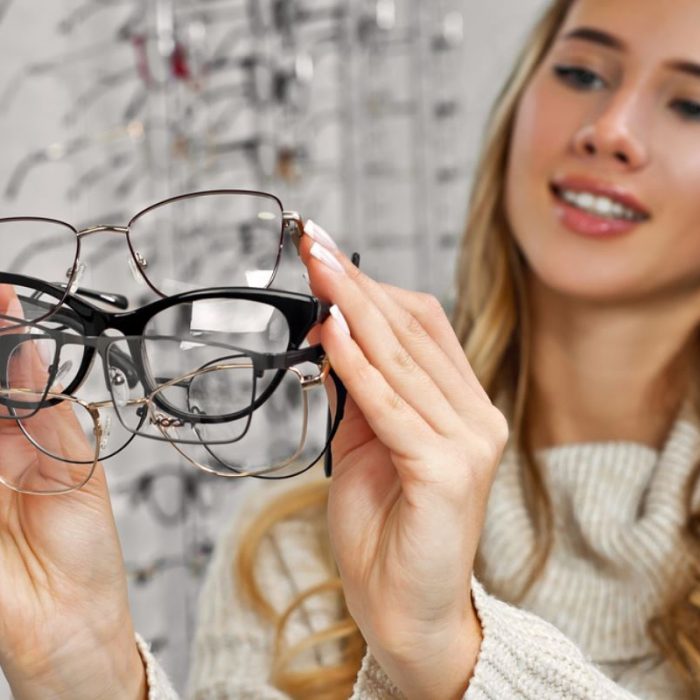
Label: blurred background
xmin=0 ymin=0 xmax=546 ymax=695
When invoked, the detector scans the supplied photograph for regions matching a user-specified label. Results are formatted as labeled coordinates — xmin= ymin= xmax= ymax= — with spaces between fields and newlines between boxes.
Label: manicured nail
xmin=310 ymin=242 xmax=344 ymax=274
xmin=330 ymin=305 xmax=350 ymax=336
xmin=305 ymin=219 xmax=339 ymax=251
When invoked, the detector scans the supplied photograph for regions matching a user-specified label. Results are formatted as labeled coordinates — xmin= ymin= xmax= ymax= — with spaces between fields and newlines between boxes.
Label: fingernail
xmin=330 ymin=305 xmax=350 ymax=336
xmin=305 ymin=220 xmax=339 ymax=251
xmin=310 ymin=242 xmax=345 ymax=274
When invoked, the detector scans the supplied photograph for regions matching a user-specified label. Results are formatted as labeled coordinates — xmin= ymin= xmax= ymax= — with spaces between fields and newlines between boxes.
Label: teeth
xmin=558 ymin=188 xmax=643 ymax=221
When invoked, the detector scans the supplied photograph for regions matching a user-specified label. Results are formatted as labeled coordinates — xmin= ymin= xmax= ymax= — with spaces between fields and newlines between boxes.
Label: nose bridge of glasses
xmin=73 ymin=224 xmax=149 ymax=291
xmin=77 ymin=225 xmax=129 ymax=237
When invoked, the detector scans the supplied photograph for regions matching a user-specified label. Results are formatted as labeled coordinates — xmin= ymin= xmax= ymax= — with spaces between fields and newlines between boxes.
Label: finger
xmin=10 ymin=336 xmax=54 ymax=393
xmin=299 ymin=241 xmax=464 ymax=437
xmin=0 ymin=284 xmax=27 ymax=333
xmin=18 ymin=400 xmax=98 ymax=492
xmin=306 ymin=325 xmax=322 ymax=346
xmin=300 ymin=238 xmax=487 ymax=403
xmin=339 ymin=273 xmax=489 ymax=416
xmin=0 ymin=288 xmax=53 ymax=415
xmin=320 ymin=316 xmax=440 ymax=474
xmin=299 ymin=238 xmax=484 ymax=424
xmin=379 ymin=284 xmax=491 ymax=403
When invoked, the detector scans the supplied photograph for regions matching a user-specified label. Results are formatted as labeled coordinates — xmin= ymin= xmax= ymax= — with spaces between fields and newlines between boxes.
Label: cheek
xmin=666 ymin=199 xmax=700 ymax=273
xmin=505 ymin=81 xmax=566 ymax=249
xmin=650 ymin=155 xmax=700 ymax=274
xmin=509 ymin=78 xmax=573 ymax=182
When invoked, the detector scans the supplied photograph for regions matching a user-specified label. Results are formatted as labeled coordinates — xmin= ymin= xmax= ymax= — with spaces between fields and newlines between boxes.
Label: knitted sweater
xmin=136 ymin=396 xmax=700 ymax=699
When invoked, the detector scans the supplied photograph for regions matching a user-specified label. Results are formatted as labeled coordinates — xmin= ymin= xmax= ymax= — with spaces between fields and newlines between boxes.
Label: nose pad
xmin=109 ymin=366 xmax=130 ymax=405
xmin=68 ymin=261 xmax=86 ymax=294
xmin=98 ymin=412 xmax=112 ymax=451
xmin=51 ymin=360 xmax=73 ymax=388
xmin=128 ymin=256 xmax=146 ymax=285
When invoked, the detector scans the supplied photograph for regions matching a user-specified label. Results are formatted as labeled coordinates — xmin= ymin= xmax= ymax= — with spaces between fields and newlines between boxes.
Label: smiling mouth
xmin=549 ymin=183 xmax=650 ymax=222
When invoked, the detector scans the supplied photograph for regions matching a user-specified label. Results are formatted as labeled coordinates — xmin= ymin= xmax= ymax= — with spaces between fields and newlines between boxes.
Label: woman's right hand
xmin=0 ymin=284 xmax=146 ymax=700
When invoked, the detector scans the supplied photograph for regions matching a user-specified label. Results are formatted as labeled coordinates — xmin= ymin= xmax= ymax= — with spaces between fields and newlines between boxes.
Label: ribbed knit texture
xmin=136 ymin=632 xmax=179 ymax=699
xmin=139 ymin=397 xmax=700 ymax=699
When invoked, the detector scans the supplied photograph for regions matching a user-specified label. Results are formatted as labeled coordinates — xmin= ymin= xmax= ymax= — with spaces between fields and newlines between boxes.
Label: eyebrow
xmin=561 ymin=27 xmax=700 ymax=79
xmin=563 ymin=27 xmax=624 ymax=51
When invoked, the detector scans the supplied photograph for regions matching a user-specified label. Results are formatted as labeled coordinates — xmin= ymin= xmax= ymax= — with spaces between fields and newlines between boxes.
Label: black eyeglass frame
xmin=4 ymin=329 xmax=325 ymax=424
xmin=0 ymin=272 xmax=327 ymax=404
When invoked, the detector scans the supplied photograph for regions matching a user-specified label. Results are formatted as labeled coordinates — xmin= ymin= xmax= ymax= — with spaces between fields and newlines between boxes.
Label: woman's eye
xmin=552 ymin=65 xmax=605 ymax=91
xmin=670 ymin=99 xmax=700 ymax=121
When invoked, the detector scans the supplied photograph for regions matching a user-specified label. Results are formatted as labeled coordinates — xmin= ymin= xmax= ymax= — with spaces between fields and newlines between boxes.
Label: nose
xmin=572 ymin=89 xmax=649 ymax=170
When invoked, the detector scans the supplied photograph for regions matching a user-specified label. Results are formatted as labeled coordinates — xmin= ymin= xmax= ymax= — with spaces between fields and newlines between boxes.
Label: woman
xmin=2 ymin=0 xmax=700 ymax=697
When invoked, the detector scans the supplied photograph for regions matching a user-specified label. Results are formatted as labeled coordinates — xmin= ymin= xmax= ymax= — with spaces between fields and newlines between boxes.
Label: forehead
xmin=557 ymin=0 xmax=700 ymax=63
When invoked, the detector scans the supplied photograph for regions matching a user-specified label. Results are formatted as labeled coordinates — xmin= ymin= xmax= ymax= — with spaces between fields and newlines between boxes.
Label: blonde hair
xmin=235 ymin=480 xmax=365 ymax=698
xmin=235 ymin=0 xmax=700 ymax=695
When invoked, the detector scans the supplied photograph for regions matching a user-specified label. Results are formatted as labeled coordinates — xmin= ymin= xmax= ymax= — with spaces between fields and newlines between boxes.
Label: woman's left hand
xmin=298 ymin=228 xmax=510 ymax=700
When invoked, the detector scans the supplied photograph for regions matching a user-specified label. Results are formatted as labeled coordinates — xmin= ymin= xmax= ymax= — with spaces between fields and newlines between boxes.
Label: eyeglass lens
xmin=0 ymin=390 xmax=98 ymax=494
xmin=127 ymin=191 xmax=285 ymax=294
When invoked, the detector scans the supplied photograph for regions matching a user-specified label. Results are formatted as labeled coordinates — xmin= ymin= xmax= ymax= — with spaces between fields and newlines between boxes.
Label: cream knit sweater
xmin=136 ymin=396 xmax=700 ymax=699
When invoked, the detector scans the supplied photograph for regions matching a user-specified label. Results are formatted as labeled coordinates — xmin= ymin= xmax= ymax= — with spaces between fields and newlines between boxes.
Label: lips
xmin=550 ymin=176 xmax=652 ymax=220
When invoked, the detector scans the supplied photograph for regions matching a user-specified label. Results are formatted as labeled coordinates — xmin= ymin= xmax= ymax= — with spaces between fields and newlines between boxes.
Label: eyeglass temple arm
xmin=24 ymin=282 xmax=128 ymax=314
xmin=152 ymin=344 xmax=327 ymax=393
xmin=324 ymin=251 xmax=360 ymax=478
xmin=52 ymin=283 xmax=129 ymax=310
xmin=324 ymin=370 xmax=347 ymax=478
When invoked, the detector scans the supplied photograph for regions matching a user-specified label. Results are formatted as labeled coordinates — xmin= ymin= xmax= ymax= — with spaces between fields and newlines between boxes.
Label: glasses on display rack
xmin=4 ymin=119 xmax=147 ymax=200
xmin=127 ymin=539 xmax=214 ymax=586
xmin=112 ymin=464 xmax=225 ymax=526
xmin=0 ymin=39 xmax=135 ymax=116
xmin=0 ymin=0 xmax=11 ymax=23
xmin=0 ymin=190 xmax=308 ymax=326
xmin=56 ymin=0 xmax=138 ymax=35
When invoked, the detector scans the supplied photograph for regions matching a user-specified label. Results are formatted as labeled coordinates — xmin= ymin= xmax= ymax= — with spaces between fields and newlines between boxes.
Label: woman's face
xmin=505 ymin=0 xmax=700 ymax=304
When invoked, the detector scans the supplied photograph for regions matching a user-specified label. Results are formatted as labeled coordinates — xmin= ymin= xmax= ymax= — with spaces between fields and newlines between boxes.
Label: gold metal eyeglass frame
xmin=3 ymin=355 xmax=331 ymax=494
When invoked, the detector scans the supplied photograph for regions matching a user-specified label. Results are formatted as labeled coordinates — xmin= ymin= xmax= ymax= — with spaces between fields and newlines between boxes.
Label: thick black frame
xmin=0 ymin=272 xmax=326 ymax=403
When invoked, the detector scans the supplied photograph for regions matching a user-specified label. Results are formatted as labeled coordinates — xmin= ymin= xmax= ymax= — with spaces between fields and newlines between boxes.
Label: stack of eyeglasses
xmin=0 ymin=189 xmax=349 ymax=496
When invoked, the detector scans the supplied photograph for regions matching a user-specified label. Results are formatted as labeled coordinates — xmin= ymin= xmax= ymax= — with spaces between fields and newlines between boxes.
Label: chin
xmin=524 ymin=255 xmax=656 ymax=305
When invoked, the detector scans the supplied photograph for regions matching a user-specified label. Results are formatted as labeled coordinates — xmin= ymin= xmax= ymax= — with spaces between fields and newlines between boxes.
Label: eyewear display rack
xmin=0 ymin=0 xmax=470 ymax=692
